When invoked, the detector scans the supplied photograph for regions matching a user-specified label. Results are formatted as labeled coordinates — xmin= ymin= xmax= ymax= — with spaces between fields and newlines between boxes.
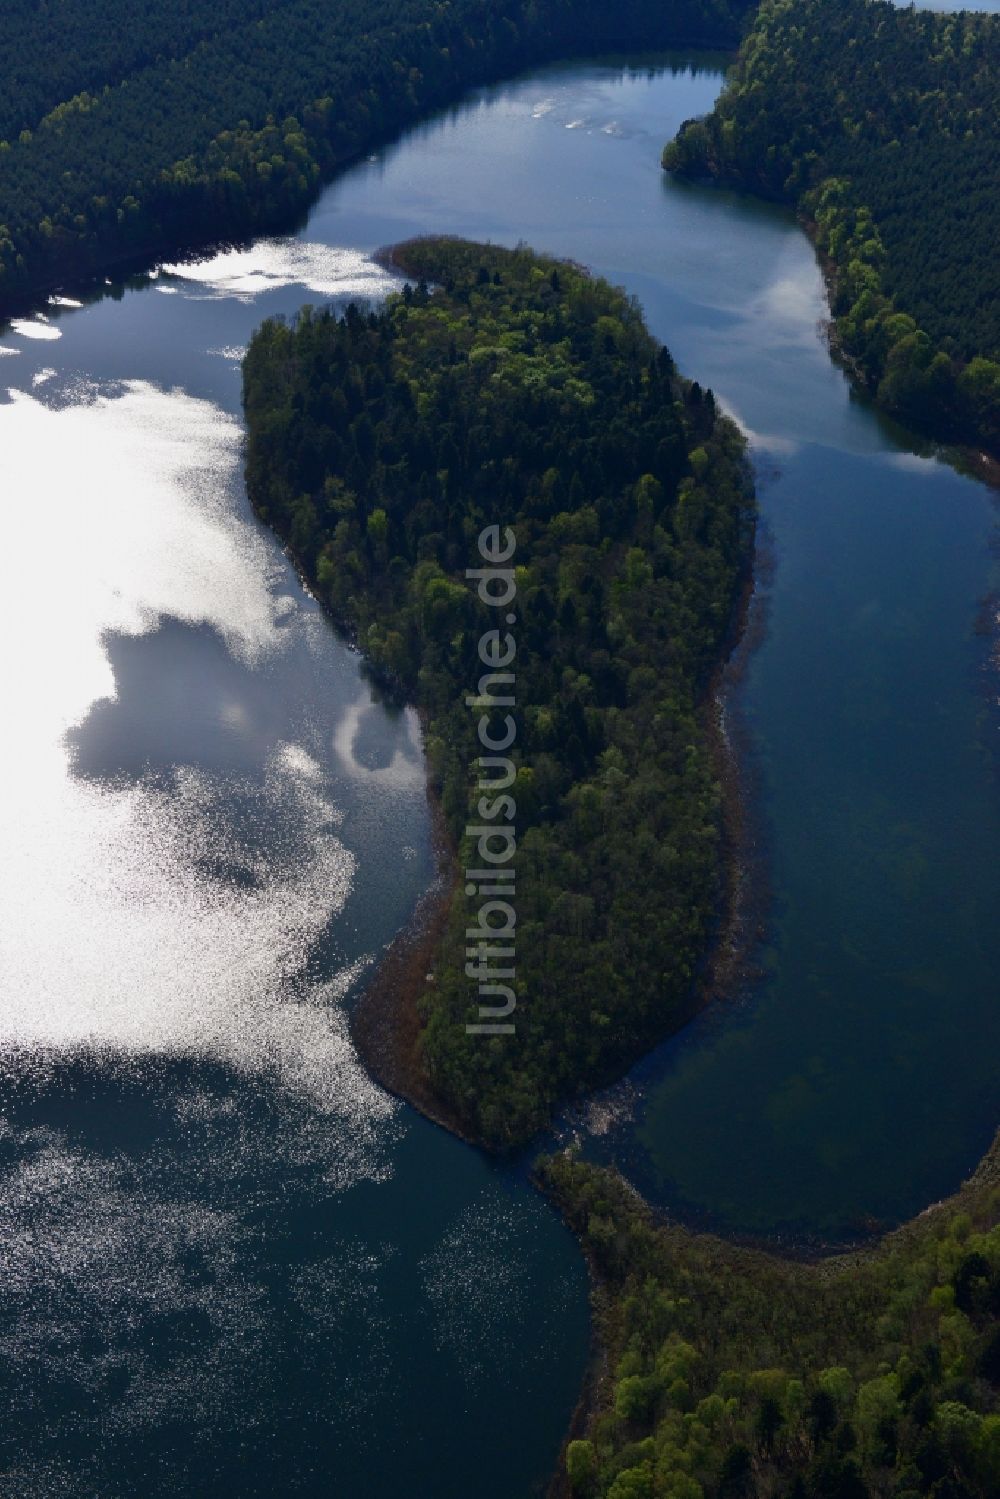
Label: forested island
xmin=243 ymin=237 xmax=754 ymax=1146
xmin=663 ymin=0 xmax=1000 ymax=454
xmin=0 ymin=0 xmax=754 ymax=314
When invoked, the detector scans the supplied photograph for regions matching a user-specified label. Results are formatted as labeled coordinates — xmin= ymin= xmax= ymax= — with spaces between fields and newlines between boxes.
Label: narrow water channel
xmin=0 ymin=48 xmax=996 ymax=1495
xmin=305 ymin=52 xmax=1000 ymax=1240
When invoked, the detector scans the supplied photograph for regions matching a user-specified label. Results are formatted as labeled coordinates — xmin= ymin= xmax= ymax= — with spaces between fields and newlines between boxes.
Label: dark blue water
xmin=0 ymin=85 xmax=602 ymax=1499
xmin=304 ymin=55 xmax=1000 ymax=1239
xmin=0 ymin=45 xmax=997 ymax=1497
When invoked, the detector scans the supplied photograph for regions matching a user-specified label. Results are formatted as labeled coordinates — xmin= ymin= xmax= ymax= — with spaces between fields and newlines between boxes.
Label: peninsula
xmin=243 ymin=236 xmax=755 ymax=1147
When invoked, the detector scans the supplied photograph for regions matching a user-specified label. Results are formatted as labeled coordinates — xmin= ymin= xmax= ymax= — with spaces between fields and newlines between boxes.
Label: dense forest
xmin=662 ymin=0 xmax=1000 ymax=453
xmin=243 ymin=238 xmax=754 ymax=1146
xmin=0 ymin=0 xmax=753 ymax=314
xmin=542 ymin=1140 xmax=1000 ymax=1499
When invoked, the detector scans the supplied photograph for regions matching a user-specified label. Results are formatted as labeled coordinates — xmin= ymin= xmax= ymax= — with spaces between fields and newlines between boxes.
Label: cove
xmin=0 ymin=47 xmax=997 ymax=1497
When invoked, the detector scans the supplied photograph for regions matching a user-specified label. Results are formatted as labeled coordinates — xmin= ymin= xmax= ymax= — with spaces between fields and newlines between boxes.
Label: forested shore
xmin=541 ymin=1142 xmax=1000 ymax=1499
xmin=662 ymin=0 xmax=1000 ymax=456
xmin=242 ymin=237 xmax=755 ymax=1148
xmin=8 ymin=3 xmax=1000 ymax=1495
xmin=0 ymin=0 xmax=753 ymax=316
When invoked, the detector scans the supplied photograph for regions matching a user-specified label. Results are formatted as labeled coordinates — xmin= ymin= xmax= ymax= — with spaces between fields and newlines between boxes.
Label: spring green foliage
xmin=541 ymin=1147 xmax=1000 ymax=1499
xmin=0 ymin=0 xmax=753 ymax=311
xmin=662 ymin=0 xmax=1000 ymax=453
xmin=243 ymin=239 xmax=754 ymax=1146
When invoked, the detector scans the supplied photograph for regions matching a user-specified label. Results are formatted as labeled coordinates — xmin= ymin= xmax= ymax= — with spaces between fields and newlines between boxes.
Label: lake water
xmin=0 ymin=46 xmax=997 ymax=1494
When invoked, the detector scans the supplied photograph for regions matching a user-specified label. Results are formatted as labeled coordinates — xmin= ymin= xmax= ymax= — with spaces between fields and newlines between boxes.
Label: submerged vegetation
xmin=541 ymin=1146 xmax=1000 ymax=1499
xmin=663 ymin=0 xmax=1000 ymax=453
xmin=0 ymin=0 xmax=753 ymax=312
xmin=243 ymin=237 xmax=753 ymax=1146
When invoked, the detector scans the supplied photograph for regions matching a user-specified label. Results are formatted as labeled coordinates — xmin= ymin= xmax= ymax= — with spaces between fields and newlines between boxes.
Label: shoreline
xmin=538 ymin=1117 xmax=1000 ymax=1492
xmin=0 ymin=33 xmax=747 ymax=330
xmin=242 ymin=242 xmax=765 ymax=1163
xmin=541 ymin=1206 xmax=617 ymax=1499
xmin=342 ymin=478 xmax=766 ymax=1162
xmin=287 ymin=246 xmax=768 ymax=1165
xmin=243 ymin=467 xmax=478 ymax=1143
xmin=348 ymin=785 xmax=478 ymax=1146
xmin=695 ymin=502 xmax=773 ymax=1014
xmin=801 ymin=211 xmax=1000 ymax=475
xmin=244 ymin=221 xmax=1000 ymax=1492
xmin=662 ymin=171 xmax=1000 ymax=470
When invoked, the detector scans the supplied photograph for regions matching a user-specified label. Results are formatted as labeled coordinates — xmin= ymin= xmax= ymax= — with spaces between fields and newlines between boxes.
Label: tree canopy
xmin=0 ymin=0 xmax=753 ymax=313
xmin=243 ymin=238 xmax=754 ymax=1145
xmin=662 ymin=0 xmax=1000 ymax=453
xmin=542 ymin=1144 xmax=1000 ymax=1499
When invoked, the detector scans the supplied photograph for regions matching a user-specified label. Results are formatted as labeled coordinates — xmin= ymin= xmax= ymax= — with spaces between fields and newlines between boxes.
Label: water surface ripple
xmin=0 ymin=49 xmax=997 ymax=1494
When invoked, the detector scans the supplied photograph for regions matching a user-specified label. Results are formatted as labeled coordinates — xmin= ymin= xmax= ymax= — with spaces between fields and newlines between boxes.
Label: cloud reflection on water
xmin=0 ymin=380 xmax=391 ymax=1125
